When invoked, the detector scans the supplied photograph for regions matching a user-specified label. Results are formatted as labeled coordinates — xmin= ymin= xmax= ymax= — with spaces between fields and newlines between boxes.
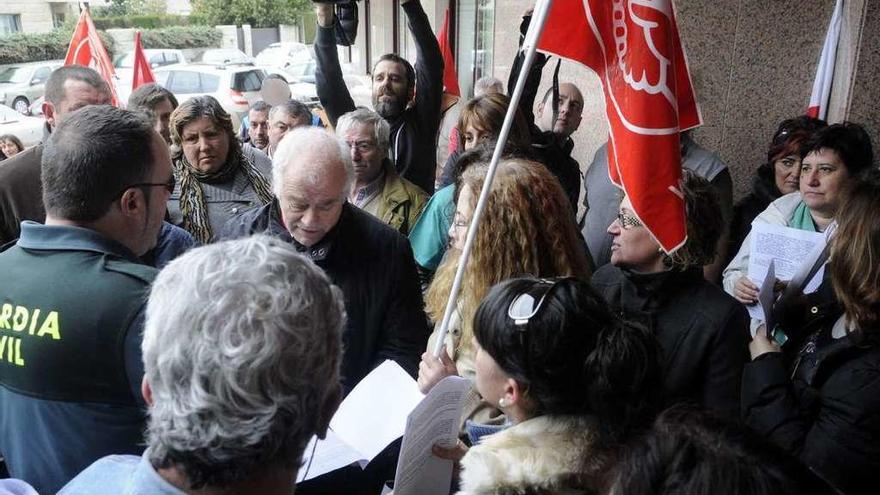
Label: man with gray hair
xmin=337 ymin=108 xmax=428 ymax=236
xmin=266 ymin=100 xmax=312 ymax=159
xmin=473 ymin=76 xmax=504 ymax=97
xmin=223 ymin=127 xmax=428 ymax=394
xmin=59 ymin=235 xmax=345 ymax=494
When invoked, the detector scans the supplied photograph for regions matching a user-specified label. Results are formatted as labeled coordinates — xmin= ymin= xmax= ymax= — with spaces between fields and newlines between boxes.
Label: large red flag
xmin=437 ymin=7 xmax=460 ymax=97
xmin=131 ymin=31 xmax=155 ymax=91
xmin=64 ymin=8 xmax=119 ymax=106
xmin=537 ymin=0 xmax=701 ymax=253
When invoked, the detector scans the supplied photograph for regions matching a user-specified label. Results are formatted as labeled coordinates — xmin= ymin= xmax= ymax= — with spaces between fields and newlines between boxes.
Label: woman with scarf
xmin=167 ymin=96 xmax=274 ymax=243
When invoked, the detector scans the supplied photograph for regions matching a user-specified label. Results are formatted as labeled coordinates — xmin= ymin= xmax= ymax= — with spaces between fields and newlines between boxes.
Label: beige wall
xmin=490 ymin=0 xmax=878 ymax=199
xmin=0 ymin=1 xmax=54 ymax=34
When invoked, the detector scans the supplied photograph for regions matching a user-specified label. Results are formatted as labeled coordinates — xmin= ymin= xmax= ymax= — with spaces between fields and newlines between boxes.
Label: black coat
xmin=591 ymin=265 xmax=750 ymax=419
xmin=221 ymin=201 xmax=430 ymax=392
xmin=742 ymin=315 xmax=880 ymax=495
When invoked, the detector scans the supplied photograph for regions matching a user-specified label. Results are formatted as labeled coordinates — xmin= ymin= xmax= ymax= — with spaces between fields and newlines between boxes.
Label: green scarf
xmin=790 ymin=201 xmax=818 ymax=232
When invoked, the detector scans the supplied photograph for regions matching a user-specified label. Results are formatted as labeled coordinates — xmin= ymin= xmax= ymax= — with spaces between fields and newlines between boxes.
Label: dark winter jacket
xmin=221 ymin=201 xmax=430 ymax=392
xmin=314 ymin=0 xmax=443 ymax=193
xmin=742 ymin=312 xmax=880 ymax=495
xmin=591 ymin=265 xmax=750 ymax=419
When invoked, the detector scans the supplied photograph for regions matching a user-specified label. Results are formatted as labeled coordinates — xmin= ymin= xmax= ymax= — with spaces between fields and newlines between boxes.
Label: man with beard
xmin=314 ymin=0 xmax=444 ymax=194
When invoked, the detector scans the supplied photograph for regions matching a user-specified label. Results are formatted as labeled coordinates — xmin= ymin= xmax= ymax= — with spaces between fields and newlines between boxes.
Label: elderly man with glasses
xmin=336 ymin=108 xmax=428 ymax=236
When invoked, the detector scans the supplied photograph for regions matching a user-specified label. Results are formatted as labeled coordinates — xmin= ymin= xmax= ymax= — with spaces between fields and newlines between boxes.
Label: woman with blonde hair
xmin=417 ymin=159 xmax=590 ymax=409
xmin=742 ymin=170 xmax=880 ymax=495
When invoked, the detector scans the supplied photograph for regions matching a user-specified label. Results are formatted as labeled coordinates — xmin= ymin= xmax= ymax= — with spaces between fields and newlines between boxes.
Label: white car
xmin=154 ymin=64 xmax=267 ymax=131
xmin=113 ymin=49 xmax=187 ymax=104
xmin=255 ymin=42 xmax=312 ymax=70
xmin=0 ymin=104 xmax=44 ymax=148
xmin=265 ymin=50 xmax=373 ymax=110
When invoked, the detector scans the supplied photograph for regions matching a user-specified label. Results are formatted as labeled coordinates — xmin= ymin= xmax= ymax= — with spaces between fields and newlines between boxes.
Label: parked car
xmin=0 ymin=60 xmax=62 ymax=114
xmin=191 ymin=48 xmax=254 ymax=66
xmin=153 ymin=64 xmax=267 ymax=130
xmin=113 ymin=49 xmax=187 ymax=103
xmin=267 ymin=59 xmax=372 ymax=110
xmin=255 ymin=42 xmax=312 ymax=70
xmin=0 ymin=104 xmax=45 ymax=147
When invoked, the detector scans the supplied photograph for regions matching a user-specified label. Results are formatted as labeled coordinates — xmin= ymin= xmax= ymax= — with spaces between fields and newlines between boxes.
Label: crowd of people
xmin=0 ymin=1 xmax=878 ymax=494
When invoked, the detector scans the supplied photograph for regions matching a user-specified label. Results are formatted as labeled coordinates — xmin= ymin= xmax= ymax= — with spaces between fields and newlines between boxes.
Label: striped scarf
xmin=173 ymin=146 xmax=274 ymax=243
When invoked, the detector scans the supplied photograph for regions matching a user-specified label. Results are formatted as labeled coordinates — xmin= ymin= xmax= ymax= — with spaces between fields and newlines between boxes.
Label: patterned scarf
xmin=173 ymin=146 xmax=274 ymax=243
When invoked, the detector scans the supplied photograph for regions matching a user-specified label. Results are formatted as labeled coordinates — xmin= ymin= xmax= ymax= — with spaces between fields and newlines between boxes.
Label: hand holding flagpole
xmin=432 ymin=0 xmax=555 ymax=358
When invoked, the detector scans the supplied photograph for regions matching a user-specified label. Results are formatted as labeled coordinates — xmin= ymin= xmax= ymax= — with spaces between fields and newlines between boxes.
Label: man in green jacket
xmin=336 ymin=108 xmax=428 ymax=236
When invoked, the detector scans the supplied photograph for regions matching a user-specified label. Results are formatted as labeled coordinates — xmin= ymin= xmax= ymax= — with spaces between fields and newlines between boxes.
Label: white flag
xmin=806 ymin=0 xmax=843 ymax=120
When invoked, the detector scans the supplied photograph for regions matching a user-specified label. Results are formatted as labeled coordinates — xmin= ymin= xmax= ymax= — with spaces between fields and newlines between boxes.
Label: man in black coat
xmin=313 ymin=0 xmax=444 ymax=194
xmin=222 ymin=126 xmax=429 ymax=393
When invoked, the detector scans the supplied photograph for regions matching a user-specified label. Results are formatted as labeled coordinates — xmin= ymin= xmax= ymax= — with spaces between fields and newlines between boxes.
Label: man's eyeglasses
xmin=346 ymin=140 xmax=377 ymax=153
xmin=616 ymin=211 xmax=642 ymax=229
xmin=116 ymin=175 xmax=176 ymax=198
xmin=508 ymin=278 xmax=567 ymax=326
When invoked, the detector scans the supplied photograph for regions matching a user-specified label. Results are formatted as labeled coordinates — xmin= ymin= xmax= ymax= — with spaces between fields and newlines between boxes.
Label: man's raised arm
xmin=402 ymin=0 xmax=444 ymax=128
xmin=314 ymin=3 xmax=356 ymax=128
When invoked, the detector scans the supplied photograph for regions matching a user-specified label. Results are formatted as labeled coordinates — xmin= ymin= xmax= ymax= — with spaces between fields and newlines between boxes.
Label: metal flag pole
xmin=432 ymin=0 xmax=555 ymax=357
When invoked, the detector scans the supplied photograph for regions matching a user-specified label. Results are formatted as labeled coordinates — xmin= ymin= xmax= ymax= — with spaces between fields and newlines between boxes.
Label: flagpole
xmin=432 ymin=0 xmax=555 ymax=358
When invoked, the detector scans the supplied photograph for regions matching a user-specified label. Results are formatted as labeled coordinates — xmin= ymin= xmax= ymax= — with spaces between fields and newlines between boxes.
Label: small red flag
xmin=537 ymin=0 xmax=701 ymax=254
xmin=64 ymin=8 xmax=119 ymax=106
xmin=131 ymin=31 xmax=156 ymax=91
xmin=437 ymin=8 xmax=460 ymax=97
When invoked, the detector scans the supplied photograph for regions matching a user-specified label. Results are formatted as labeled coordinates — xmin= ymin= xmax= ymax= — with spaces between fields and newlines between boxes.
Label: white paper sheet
xmin=296 ymin=429 xmax=367 ymax=482
xmin=748 ymin=260 xmax=777 ymax=325
xmin=747 ymin=223 xmax=825 ymax=285
xmin=330 ymin=360 xmax=424 ymax=462
xmin=393 ymin=376 xmax=472 ymax=495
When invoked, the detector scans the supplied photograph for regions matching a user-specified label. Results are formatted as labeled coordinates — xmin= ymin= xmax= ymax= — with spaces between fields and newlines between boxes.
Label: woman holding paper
xmin=446 ymin=277 xmax=660 ymax=494
xmin=723 ymin=122 xmax=874 ymax=304
xmin=741 ymin=173 xmax=880 ymax=495
xmin=590 ymin=171 xmax=750 ymax=419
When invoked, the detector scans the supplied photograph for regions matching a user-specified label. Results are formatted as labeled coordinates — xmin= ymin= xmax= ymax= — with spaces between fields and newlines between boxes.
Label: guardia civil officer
xmin=0 ymin=105 xmax=172 ymax=494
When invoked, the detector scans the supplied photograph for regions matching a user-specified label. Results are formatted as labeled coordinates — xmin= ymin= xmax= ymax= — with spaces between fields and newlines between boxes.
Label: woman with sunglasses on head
xmin=418 ymin=159 xmax=591 ymax=434
xmin=442 ymin=276 xmax=660 ymax=494
xmin=741 ymin=171 xmax=880 ymax=495
xmin=726 ymin=116 xmax=826 ymax=268
xmin=591 ymin=171 xmax=750 ymax=419
xmin=724 ymin=122 xmax=873 ymax=307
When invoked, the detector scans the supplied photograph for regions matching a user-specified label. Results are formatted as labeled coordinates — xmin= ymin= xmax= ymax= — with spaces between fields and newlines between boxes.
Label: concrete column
xmin=242 ymin=24 xmax=253 ymax=56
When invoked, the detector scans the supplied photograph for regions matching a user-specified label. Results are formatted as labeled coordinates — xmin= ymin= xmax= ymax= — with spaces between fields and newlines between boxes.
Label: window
xmin=0 ymin=14 xmax=21 ymax=36
xmin=233 ymin=71 xmax=265 ymax=92
xmin=456 ymin=0 xmax=495 ymax=98
xmin=52 ymin=13 xmax=65 ymax=29
xmin=32 ymin=67 xmax=51 ymax=84
xmin=165 ymin=53 xmax=180 ymax=65
xmin=199 ymin=73 xmax=220 ymax=93
xmin=167 ymin=71 xmax=201 ymax=94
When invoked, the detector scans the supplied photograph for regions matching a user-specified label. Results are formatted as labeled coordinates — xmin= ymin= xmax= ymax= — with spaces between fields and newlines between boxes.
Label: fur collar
xmin=457 ymin=415 xmax=598 ymax=495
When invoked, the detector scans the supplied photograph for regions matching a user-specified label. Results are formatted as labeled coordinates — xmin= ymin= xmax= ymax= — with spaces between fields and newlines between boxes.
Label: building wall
xmin=490 ymin=0 xmax=877 ymax=199
xmin=0 ymin=1 xmax=54 ymax=34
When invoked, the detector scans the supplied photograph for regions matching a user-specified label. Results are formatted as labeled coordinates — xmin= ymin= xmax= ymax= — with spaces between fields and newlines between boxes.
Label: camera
xmin=311 ymin=0 xmax=360 ymax=46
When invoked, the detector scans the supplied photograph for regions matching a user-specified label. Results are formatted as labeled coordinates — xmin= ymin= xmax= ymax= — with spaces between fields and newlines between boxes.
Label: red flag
xmin=131 ymin=31 xmax=155 ymax=91
xmin=437 ymin=8 xmax=460 ymax=97
xmin=806 ymin=0 xmax=841 ymax=119
xmin=64 ymin=8 xmax=119 ymax=106
xmin=537 ymin=0 xmax=701 ymax=253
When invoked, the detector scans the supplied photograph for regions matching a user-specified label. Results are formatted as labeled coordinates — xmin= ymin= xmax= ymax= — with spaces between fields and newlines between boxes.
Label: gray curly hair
xmin=142 ymin=235 xmax=345 ymax=489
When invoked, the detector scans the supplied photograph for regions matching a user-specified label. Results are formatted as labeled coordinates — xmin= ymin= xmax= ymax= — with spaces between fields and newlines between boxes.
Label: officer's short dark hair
xmin=374 ymin=54 xmax=416 ymax=92
xmin=42 ymin=105 xmax=156 ymax=222
xmin=799 ymin=122 xmax=874 ymax=178
xmin=44 ymin=65 xmax=111 ymax=106
xmin=128 ymin=82 xmax=179 ymax=112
